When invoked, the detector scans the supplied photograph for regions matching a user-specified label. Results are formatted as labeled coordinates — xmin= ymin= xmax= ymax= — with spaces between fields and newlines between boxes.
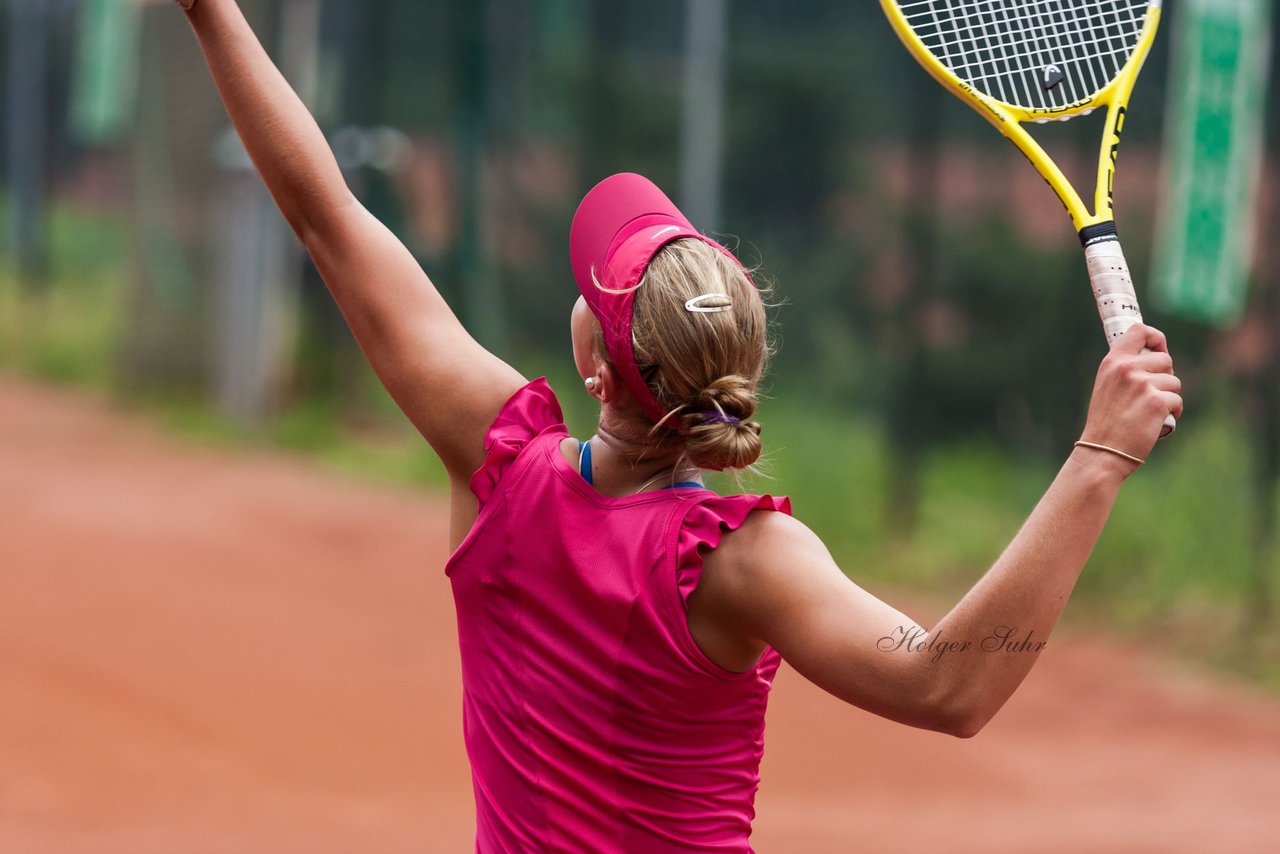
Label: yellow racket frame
xmin=879 ymin=0 xmax=1162 ymax=233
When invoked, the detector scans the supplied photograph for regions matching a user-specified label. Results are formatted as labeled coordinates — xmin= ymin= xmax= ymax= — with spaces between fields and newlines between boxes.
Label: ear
xmin=587 ymin=359 xmax=626 ymax=406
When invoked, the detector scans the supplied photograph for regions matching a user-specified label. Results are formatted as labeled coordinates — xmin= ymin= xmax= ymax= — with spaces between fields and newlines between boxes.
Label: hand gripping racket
xmin=880 ymin=0 xmax=1176 ymax=436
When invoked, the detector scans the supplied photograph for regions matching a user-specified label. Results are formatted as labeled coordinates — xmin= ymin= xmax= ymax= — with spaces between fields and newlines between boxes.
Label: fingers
xmin=1099 ymin=348 xmax=1176 ymax=388
xmin=1091 ymin=323 xmax=1184 ymax=438
xmin=1124 ymin=353 xmax=1181 ymax=419
xmin=1103 ymin=326 xmax=1177 ymax=386
xmin=1137 ymin=378 xmax=1183 ymax=423
xmin=1131 ymin=349 xmax=1174 ymax=375
xmin=1113 ymin=323 xmax=1168 ymax=356
xmin=1147 ymin=371 xmax=1181 ymax=394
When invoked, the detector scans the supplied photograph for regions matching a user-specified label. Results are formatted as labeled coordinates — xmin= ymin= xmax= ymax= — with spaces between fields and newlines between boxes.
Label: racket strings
xmin=897 ymin=0 xmax=1149 ymax=112
xmin=921 ymin=0 xmax=1138 ymax=105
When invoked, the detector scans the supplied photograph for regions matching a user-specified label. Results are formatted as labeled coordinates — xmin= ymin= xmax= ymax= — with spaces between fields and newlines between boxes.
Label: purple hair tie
xmin=699 ymin=410 xmax=740 ymax=425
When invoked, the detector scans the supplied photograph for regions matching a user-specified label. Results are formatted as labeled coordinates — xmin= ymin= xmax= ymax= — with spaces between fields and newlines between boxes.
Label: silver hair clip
xmin=684 ymin=294 xmax=733 ymax=314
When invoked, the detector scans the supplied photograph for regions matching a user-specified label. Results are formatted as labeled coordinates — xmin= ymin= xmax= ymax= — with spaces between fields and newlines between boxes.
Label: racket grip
xmin=1083 ymin=237 xmax=1177 ymax=438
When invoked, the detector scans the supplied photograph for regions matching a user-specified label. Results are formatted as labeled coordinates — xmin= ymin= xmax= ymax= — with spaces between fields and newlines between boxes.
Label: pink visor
xmin=569 ymin=173 xmax=750 ymax=424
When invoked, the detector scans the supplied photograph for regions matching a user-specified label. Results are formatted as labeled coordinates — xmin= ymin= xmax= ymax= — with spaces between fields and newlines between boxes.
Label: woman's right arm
xmin=177 ymin=1 xmax=525 ymax=493
xmin=691 ymin=324 xmax=1183 ymax=737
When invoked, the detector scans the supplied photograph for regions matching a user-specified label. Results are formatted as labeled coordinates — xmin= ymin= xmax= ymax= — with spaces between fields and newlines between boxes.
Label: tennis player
xmin=177 ymin=1 xmax=1182 ymax=850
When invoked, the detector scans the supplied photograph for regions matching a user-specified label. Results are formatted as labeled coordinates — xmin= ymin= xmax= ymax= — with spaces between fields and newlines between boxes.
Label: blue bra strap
xmin=578 ymin=440 xmax=593 ymax=486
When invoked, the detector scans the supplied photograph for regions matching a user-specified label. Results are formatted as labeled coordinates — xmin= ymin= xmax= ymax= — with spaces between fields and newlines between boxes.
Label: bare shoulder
xmin=693 ymin=502 xmax=937 ymax=723
xmin=709 ymin=509 xmax=831 ymax=586
xmin=690 ymin=508 xmax=838 ymax=669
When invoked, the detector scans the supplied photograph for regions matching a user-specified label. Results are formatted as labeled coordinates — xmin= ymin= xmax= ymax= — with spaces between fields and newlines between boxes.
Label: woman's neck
xmin=580 ymin=419 xmax=702 ymax=495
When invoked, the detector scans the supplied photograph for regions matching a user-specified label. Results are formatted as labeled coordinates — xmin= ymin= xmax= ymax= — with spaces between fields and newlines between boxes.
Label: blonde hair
xmin=605 ymin=238 xmax=771 ymax=471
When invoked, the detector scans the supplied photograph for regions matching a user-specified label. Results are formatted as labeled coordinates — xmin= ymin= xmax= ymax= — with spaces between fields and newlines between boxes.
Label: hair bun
xmin=681 ymin=375 xmax=762 ymax=471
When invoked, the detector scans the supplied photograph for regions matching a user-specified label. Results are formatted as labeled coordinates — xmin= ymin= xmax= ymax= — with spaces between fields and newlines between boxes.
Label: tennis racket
xmin=880 ymin=0 xmax=1176 ymax=436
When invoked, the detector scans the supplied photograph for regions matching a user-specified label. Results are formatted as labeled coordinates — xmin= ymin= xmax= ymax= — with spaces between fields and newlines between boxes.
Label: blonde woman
xmin=177 ymin=1 xmax=1182 ymax=850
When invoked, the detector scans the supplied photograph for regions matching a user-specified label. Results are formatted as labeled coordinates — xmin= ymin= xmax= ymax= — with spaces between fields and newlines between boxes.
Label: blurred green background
xmin=2 ymin=0 xmax=1277 ymax=687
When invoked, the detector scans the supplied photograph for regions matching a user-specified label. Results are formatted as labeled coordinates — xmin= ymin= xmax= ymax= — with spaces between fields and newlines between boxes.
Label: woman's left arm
xmin=693 ymin=451 xmax=1125 ymax=739
xmin=692 ymin=326 xmax=1180 ymax=738
xmin=179 ymin=0 xmax=525 ymax=484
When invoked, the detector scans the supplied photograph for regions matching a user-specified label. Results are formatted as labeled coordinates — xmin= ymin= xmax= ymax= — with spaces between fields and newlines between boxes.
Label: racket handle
xmin=1083 ymin=235 xmax=1177 ymax=438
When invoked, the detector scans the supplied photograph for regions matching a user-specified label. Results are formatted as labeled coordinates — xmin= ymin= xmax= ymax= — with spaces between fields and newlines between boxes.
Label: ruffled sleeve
xmin=469 ymin=377 xmax=565 ymax=507
xmin=675 ymin=493 xmax=793 ymax=609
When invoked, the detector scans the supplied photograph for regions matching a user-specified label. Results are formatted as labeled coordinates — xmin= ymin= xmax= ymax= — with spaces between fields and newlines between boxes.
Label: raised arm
xmin=177 ymin=0 xmax=525 ymax=489
xmin=690 ymin=324 xmax=1183 ymax=737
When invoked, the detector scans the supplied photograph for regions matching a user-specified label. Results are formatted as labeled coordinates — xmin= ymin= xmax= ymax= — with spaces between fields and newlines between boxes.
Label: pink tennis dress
xmin=446 ymin=378 xmax=791 ymax=853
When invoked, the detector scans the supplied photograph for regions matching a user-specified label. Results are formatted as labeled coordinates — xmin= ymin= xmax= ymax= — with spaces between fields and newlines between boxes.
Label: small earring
xmin=585 ymin=378 xmax=596 ymax=389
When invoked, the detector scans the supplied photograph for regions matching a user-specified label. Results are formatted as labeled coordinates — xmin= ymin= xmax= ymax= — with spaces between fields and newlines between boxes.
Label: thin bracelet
xmin=1074 ymin=440 xmax=1145 ymax=467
